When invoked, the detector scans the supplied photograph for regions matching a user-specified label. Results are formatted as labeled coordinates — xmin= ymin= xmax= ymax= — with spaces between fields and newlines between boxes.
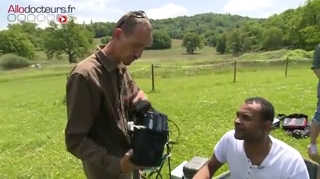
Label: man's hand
xmin=120 ymin=149 xmax=142 ymax=174
xmin=124 ymin=90 xmax=147 ymax=104
xmin=132 ymin=90 xmax=147 ymax=103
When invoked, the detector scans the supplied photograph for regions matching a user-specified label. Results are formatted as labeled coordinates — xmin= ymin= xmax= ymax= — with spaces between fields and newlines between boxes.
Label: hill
xmin=91 ymin=3 xmax=318 ymax=62
xmin=84 ymin=0 xmax=320 ymax=54
xmin=90 ymin=13 xmax=264 ymax=39
xmin=0 ymin=0 xmax=319 ymax=69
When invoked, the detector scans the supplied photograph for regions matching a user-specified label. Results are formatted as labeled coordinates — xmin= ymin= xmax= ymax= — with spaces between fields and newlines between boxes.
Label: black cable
xmin=167 ymin=118 xmax=181 ymax=149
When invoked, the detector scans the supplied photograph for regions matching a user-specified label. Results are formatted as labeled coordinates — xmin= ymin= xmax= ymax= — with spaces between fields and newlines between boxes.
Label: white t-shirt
xmin=214 ymin=130 xmax=309 ymax=179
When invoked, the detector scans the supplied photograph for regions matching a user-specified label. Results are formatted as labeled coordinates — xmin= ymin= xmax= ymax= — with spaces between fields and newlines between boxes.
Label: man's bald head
xmin=108 ymin=10 xmax=153 ymax=66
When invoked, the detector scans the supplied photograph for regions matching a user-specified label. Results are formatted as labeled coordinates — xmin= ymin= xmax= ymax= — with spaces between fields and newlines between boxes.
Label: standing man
xmin=308 ymin=43 xmax=320 ymax=161
xmin=193 ymin=97 xmax=309 ymax=179
xmin=65 ymin=11 xmax=153 ymax=179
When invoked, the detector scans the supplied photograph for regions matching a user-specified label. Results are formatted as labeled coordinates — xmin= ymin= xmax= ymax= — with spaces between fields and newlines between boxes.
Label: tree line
xmin=0 ymin=0 xmax=318 ymax=69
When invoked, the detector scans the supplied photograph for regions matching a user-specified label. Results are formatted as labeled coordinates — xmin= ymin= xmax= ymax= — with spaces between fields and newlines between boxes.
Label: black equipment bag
xmin=131 ymin=127 xmax=168 ymax=167
xmin=285 ymin=122 xmax=311 ymax=139
xmin=130 ymin=100 xmax=169 ymax=167
xmin=282 ymin=113 xmax=308 ymax=130
xmin=183 ymin=156 xmax=208 ymax=179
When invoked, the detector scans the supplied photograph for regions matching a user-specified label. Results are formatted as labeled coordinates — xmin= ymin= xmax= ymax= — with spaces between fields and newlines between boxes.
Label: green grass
xmin=0 ymin=63 xmax=319 ymax=178
xmin=0 ymin=57 xmax=311 ymax=81
xmin=0 ymin=38 xmax=316 ymax=178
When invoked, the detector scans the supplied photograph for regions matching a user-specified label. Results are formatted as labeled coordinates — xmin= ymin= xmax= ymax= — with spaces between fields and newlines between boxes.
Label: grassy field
xmin=20 ymin=39 xmax=313 ymax=66
xmin=0 ymin=62 xmax=319 ymax=178
xmin=0 ymin=38 xmax=312 ymax=83
xmin=0 ymin=39 xmax=318 ymax=178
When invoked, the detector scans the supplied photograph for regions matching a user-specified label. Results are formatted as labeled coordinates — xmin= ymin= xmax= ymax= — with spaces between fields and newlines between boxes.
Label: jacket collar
xmin=95 ymin=44 xmax=127 ymax=74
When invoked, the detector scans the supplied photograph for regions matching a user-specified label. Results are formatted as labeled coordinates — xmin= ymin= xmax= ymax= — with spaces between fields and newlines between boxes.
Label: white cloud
xmin=146 ymin=3 xmax=187 ymax=19
xmin=223 ymin=0 xmax=273 ymax=13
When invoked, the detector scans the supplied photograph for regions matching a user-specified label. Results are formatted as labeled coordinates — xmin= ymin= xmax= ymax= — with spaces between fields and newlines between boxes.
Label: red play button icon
xmin=57 ymin=14 xmax=68 ymax=24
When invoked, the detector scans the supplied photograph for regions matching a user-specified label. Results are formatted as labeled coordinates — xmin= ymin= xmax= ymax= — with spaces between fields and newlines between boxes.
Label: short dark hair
xmin=115 ymin=10 xmax=151 ymax=36
xmin=244 ymin=97 xmax=275 ymax=122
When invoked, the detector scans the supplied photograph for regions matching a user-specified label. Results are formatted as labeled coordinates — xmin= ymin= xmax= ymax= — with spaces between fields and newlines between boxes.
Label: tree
xmin=0 ymin=30 xmax=35 ymax=59
xmin=43 ymin=19 xmax=94 ymax=63
xmin=101 ymin=36 xmax=112 ymax=44
xmin=216 ymin=34 xmax=227 ymax=54
xmin=181 ymin=32 xmax=204 ymax=54
xmin=1 ymin=1 xmax=319 ymax=58
xmin=227 ymin=30 xmax=242 ymax=55
xmin=203 ymin=30 xmax=217 ymax=47
xmin=300 ymin=26 xmax=320 ymax=50
xmin=7 ymin=22 xmax=45 ymax=50
xmin=146 ymin=30 xmax=172 ymax=50
xmin=91 ymin=22 xmax=114 ymax=38
xmin=297 ymin=0 xmax=320 ymax=50
xmin=262 ymin=27 xmax=284 ymax=50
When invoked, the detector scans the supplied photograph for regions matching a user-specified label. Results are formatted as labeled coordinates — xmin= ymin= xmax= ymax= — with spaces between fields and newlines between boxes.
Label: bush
xmin=307 ymin=50 xmax=315 ymax=59
xmin=284 ymin=49 xmax=311 ymax=60
xmin=101 ymin=36 xmax=112 ymax=44
xmin=0 ymin=54 xmax=31 ymax=70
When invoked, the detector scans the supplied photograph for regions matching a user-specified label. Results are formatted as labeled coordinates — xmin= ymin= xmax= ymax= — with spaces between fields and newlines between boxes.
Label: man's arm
xmin=193 ymin=154 xmax=224 ymax=179
xmin=193 ymin=131 xmax=230 ymax=179
xmin=65 ymin=72 xmax=122 ymax=174
xmin=312 ymin=44 xmax=320 ymax=79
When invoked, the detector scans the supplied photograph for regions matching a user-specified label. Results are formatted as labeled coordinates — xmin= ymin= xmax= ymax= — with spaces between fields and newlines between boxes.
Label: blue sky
xmin=1 ymin=0 xmax=307 ymax=29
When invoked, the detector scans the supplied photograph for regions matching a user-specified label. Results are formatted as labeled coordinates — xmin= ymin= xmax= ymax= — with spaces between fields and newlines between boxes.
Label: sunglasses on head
xmin=116 ymin=10 xmax=149 ymax=28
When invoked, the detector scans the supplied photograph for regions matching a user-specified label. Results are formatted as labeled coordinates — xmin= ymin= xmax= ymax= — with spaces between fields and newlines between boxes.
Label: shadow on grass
xmin=181 ymin=52 xmax=201 ymax=55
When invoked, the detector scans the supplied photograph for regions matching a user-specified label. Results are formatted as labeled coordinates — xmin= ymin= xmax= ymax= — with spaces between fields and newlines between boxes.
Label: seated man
xmin=193 ymin=97 xmax=309 ymax=179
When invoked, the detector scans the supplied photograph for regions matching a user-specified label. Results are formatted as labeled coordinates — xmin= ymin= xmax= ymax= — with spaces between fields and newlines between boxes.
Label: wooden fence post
xmin=151 ymin=64 xmax=155 ymax=91
xmin=285 ymin=57 xmax=289 ymax=78
xmin=233 ymin=60 xmax=237 ymax=83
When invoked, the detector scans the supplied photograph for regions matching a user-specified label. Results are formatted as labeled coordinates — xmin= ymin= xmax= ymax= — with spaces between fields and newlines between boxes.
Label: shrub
xmin=100 ymin=36 xmax=112 ymax=44
xmin=307 ymin=50 xmax=315 ymax=59
xmin=284 ymin=49 xmax=311 ymax=60
xmin=0 ymin=53 xmax=31 ymax=70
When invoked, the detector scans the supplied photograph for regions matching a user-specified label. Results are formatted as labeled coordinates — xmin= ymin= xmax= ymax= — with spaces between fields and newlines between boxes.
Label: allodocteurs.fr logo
xmin=7 ymin=5 xmax=76 ymax=24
